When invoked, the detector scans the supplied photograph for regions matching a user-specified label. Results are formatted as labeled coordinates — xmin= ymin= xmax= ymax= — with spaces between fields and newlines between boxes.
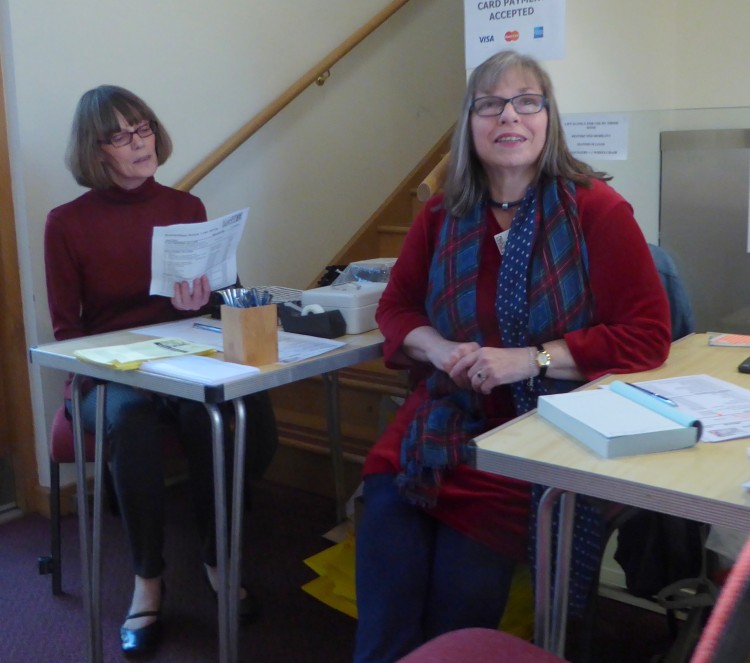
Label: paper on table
xmin=132 ymin=317 xmax=225 ymax=351
xmin=131 ymin=319 xmax=345 ymax=363
xmin=708 ymin=333 xmax=750 ymax=347
xmin=149 ymin=208 xmax=248 ymax=296
xmin=74 ymin=337 xmax=216 ymax=370
xmin=140 ymin=355 xmax=259 ymax=385
xmin=278 ymin=331 xmax=346 ymax=363
xmin=632 ymin=374 xmax=750 ymax=442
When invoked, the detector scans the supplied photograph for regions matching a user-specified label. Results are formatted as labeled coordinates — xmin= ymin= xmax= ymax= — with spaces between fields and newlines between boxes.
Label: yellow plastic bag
xmin=302 ymin=534 xmax=535 ymax=639
xmin=302 ymin=534 xmax=358 ymax=618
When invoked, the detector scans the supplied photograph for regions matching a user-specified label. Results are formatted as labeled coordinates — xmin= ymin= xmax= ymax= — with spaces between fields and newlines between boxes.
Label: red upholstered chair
xmin=396 ymin=627 xmax=568 ymax=663
xmin=690 ymin=532 xmax=750 ymax=663
xmin=37 ymin=405 xmax=116 ymax=595
xmin=397 ymin=534 xmax=750 ymax=663
xmin=38 ymin=404 xmax=181 ymax=595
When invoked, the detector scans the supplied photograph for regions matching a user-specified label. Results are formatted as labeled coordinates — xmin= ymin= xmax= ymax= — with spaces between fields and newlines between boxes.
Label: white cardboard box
xmin=301 ymin=282 xmax=387 ymax=334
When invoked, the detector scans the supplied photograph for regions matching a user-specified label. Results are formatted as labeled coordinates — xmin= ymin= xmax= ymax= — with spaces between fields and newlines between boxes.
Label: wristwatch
xmin=535 ymin=344 xmax=551 ymax=379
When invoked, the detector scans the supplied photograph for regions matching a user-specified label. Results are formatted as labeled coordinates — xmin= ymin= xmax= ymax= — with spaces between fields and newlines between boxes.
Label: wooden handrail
xmin=416 ymin=150 xmax=449 ymax=201
xmin=175 ymin=0 xmax=411 ymax=192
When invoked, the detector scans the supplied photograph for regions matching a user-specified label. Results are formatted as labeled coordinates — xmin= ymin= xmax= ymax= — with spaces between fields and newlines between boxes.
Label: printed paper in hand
xmin=149 ymin=208 xmax=248 ymax=296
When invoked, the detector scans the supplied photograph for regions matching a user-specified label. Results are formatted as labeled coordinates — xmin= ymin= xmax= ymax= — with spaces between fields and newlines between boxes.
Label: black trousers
xmin=70 ymin=383 xmax=278 ymax=578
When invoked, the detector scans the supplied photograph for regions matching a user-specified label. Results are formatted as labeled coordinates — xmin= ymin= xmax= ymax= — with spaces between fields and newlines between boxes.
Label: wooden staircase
xmin=265 ymin=128 xmax=452 ymax=500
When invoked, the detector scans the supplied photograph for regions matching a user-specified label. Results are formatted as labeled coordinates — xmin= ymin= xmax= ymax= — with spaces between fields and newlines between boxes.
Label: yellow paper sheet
xmin=74 ymin=337 xmax=216 ymax=370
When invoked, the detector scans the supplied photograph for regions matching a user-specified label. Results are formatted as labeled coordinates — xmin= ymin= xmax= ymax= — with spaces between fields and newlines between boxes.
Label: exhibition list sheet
xmin=149 ymin=208 xmax=248 ymax=296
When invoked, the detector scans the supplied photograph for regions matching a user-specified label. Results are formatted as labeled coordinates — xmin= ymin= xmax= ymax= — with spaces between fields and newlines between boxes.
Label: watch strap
xmin=536 ymin=343 xmax=550 ymax=379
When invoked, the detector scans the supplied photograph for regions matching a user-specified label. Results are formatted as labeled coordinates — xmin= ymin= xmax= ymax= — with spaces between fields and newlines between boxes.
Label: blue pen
xmin=626 ymin=382 xmax=678 ymax=407
xmin=193 ymin=322 xmax=222 ymax=333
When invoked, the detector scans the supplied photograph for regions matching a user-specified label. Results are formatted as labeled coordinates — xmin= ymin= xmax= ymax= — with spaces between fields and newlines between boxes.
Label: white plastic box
xmin=300 ymin=282 xmax=387 ymax=334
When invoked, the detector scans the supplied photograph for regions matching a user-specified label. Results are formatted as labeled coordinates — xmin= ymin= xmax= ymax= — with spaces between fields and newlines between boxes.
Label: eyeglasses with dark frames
xmin=471 ymin=94 xmax=547 ymax=117
xmin=99 ymin=121 xmax=156 ymax=148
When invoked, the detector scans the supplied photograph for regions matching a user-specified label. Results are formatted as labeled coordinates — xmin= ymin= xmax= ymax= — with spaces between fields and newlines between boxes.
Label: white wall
xmin=1 ymin=0 xmax=465 ymax=486
xmin=543 ymin=0 xmax=750 ymax=243
xmin=6 ymin=0 xmax=750 ymax=487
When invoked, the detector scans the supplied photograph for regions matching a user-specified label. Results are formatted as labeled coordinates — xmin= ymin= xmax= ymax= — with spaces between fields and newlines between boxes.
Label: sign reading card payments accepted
xmin=464 ymin=0 xmax=566 ymax=70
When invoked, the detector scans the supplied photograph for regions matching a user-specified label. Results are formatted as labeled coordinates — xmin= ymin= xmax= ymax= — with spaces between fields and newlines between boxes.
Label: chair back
xmin=649 ymin=243 xmax=695 ymax=340
xmin=396 ymin=627 xmax=567 ymax=662
xmin=690 ymin=534 xmax=750 ymax=663
xmin=50 ymin=405 xmax=97 ymax=463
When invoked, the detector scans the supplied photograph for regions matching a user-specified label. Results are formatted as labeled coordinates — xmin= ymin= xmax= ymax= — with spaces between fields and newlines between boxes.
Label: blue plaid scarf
xmin=396 ymin=176 xmax=593 ymax=507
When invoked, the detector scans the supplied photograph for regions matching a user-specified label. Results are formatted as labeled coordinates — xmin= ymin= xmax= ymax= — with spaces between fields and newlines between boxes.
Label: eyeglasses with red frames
xmin=99 ymin=121 xmax=156 ymax=148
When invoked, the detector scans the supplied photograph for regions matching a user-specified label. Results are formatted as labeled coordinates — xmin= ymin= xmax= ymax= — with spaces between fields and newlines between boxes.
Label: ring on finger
xmin=476 ymin=371 xmax=486 ymax=382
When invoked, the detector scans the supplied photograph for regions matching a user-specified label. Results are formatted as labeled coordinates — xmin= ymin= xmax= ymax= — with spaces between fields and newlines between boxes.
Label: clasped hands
xmin=171 ymin=274 xmax=211 ymax=311
xmin=435 ymin=341 xmax=531 ymax=395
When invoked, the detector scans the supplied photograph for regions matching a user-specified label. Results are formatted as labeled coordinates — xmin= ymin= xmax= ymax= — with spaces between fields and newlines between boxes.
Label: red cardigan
xmin=45 ymin=177 xmax=207 ymax=341
xmin=364 ymin=180 xmax=671 ymax=561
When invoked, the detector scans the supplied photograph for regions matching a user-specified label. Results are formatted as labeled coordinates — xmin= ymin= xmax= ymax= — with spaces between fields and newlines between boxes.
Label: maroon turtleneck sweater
xmin=44 ymin=177 xmax=207 ymax=341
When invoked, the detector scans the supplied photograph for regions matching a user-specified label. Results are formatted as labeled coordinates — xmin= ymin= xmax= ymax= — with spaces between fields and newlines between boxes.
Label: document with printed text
xmin=131 ymin=318 xmax=347 ymax=363
xmin=149 ymin=208 xmax=248 ymax=297
xmin=633 ymin=374 xmax=750 ymax=442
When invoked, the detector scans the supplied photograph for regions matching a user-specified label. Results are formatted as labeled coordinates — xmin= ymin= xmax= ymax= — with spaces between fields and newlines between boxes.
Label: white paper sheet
xmin=277 ymin=331 xmax=345 ymax=363
xmin=140 ymin=354 xmax=259 ymax=385
xmin=132 ymin=317 xmax=225 ymax=350
xmin=149 ymin=208 xmax=248 ymax=296
xmin=132 ymin=318 xmax=347 ymax=363
xmin=634 ymin=374 xmax=750 ymax=442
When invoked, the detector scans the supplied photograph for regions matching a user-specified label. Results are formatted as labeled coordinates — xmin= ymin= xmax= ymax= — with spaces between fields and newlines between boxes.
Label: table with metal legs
xmin=472 ymin=334 xmax=750 ymax=657
xmin=32 ymin=327 xmax=383 ymax=663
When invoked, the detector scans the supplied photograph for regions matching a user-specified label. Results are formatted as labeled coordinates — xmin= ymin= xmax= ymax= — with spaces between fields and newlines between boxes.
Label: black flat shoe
xmin=120 ymin=610 xmax=162 ymax=658
xmin=120 ymin=581 xmax=165 ymax=658
xmin=204 ymin=570 xmax=261 ymax=623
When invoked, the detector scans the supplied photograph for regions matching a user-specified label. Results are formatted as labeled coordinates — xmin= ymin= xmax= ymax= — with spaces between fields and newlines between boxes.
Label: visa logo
xmin=479 ymin=35 xmax=495 ymax=43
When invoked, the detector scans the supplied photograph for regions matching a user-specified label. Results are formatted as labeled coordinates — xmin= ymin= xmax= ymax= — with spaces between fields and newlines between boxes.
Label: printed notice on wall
xmin=562 ymin=114 xmax=628 ymax=161
xmin=464 ymin=0 xmax=566 ymax=70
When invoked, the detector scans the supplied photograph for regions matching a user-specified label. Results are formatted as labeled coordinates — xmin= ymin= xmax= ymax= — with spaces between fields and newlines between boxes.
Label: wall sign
xmin=562 ymin=113 xmax=629 ymax=161
xmin=464 ymin=0 xmax=566 ymax=69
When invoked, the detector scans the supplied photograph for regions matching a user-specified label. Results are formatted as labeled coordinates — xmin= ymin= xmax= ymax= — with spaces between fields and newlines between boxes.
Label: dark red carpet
xmin=0 ymin=479 xmax=679 ymax=662
xmin=0 ymin=480 xmax=356 ymax=663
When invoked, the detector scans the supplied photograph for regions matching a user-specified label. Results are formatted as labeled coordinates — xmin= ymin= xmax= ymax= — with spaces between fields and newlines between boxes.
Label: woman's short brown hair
xmin=65 ymin=85 xmax=173 ymax=190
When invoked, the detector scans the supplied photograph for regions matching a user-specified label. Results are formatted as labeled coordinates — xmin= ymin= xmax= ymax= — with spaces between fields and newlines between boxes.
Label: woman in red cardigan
xmin=354 ymin=51 xmax=671 ymax=662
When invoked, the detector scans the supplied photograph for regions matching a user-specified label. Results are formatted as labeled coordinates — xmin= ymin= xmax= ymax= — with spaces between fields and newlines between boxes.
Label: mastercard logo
xmin=505 ymin=31 xmax=519 ymax=42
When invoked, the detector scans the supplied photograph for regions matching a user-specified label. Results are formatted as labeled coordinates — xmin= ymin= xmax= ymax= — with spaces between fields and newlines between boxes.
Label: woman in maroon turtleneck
xmin=44 ymin=86 xmax=276 ymax=657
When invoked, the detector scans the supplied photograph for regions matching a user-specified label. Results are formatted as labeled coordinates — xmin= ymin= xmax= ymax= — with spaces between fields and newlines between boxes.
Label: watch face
xmin=537 ymin=350 xmax=551 ymax=367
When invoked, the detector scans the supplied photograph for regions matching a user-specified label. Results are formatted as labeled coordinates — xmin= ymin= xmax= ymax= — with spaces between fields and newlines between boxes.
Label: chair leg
xmin=38 ymin=458 xmax=63 ymax=594
xmin=49 ymin=458 xmax=62 ymax=595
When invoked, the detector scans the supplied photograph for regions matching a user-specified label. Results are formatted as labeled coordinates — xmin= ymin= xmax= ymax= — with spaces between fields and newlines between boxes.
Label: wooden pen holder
xmin=221 ymin=304 xmax=278 ymax=366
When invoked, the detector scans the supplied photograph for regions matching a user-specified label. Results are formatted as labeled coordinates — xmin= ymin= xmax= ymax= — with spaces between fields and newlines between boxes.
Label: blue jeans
xmin=354 ymin=473 xmax=515 ymax=663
